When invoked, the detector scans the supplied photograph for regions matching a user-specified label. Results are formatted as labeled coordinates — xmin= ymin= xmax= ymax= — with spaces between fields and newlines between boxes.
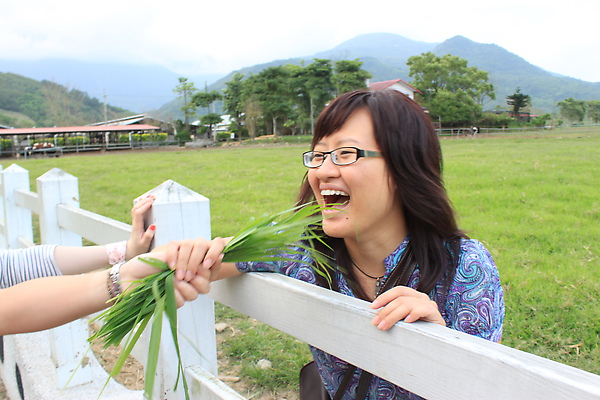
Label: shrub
xmin=154 ymin=133 xmax=168 ymax=141
xmin=529 ymin=113 xmax=552 ymax=127
xmin=476 ymin=112 xmax=514 ymax=128
xmin=216 ymin=132 xmax=232 ymax=142
xmin=0 ymin=139 xmax=13 ymax=151
xmin=175 ymin=131 xmax=191 ymax=143
xmin=67 ymin=136 xmax=89 ymax=145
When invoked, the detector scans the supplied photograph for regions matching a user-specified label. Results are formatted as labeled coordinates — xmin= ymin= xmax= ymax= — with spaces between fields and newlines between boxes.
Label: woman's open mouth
xmin=321 ymin=189 xmax=350 ymax=208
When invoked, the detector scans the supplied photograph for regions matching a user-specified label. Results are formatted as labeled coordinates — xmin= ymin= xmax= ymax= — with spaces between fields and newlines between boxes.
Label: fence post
xmin=0 ymin=164 xmax=5 ymax=249
xmin=135 ymin=180 xmax=217 ymax=400
xmin=36 ymin=168 xmax=92 ymax=388
xmin=1 ymin=164 xmax=34 ymax=249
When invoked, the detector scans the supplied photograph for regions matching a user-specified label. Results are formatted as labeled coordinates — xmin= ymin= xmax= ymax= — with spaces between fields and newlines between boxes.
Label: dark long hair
xmin=297 ymin=90 xmax=465 ymax=297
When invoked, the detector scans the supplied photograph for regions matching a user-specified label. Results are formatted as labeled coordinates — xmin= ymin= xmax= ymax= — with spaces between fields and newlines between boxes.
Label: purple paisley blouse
xmin=236 ymin=237 xmax=505 ymax=400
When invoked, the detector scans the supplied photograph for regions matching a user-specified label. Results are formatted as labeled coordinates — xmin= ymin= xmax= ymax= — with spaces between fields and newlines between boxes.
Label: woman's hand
xmin=119 ymin=251 xmax=211 ymax=307
xmin=370 ymin=286 xmax=445 ymax=330
xmin=125 ymin=196 xmax=156 ymax=260
xmin=162 ymin=237 xmax=231 ymax=282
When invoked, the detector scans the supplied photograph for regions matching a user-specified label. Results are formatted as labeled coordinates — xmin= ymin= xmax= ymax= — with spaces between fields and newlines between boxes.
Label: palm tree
xmin=506 ymin=88 xmax=531 ymax=122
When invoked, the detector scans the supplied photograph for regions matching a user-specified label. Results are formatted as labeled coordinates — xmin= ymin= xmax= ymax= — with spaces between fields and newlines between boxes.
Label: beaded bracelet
xmin=107 ymin=262 xmax=124 ymax=300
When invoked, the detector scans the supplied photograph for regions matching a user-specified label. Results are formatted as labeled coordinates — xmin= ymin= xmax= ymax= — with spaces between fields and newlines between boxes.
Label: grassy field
xmin=7 ymin=128 xmax=599 ymax=395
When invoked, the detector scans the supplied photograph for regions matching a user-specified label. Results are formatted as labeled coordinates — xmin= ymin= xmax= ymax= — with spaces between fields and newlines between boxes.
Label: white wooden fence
xmin=0 ymin=164 xmax=599 ymax=400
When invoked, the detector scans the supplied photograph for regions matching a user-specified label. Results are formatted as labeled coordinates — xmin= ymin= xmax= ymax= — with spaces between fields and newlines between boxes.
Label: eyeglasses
xmin=302 ymin=146 xmax=382 ymax=168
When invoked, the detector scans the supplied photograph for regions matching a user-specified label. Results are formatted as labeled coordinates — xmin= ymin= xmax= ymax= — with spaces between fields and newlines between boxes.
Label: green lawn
xmin=8 ymin=128 xmax=599 ymax=393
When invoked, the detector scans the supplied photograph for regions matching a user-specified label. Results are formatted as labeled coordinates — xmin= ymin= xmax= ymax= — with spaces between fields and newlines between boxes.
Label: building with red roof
xmin=368 ymin=79 xmax=421 ymax=100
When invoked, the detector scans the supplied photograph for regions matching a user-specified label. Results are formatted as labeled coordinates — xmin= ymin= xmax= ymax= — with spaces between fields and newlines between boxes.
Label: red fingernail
xmin=149 ymin=225 xmax=156 ymax=230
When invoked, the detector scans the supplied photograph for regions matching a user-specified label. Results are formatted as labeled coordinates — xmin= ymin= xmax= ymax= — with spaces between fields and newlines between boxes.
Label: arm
xmin=0 ymin=251 xmax=209 ymax=335
xmin=442 ymin=241 xmax=505 ymax=341
xmin=55 ymin=196 xmax=156 ymax=275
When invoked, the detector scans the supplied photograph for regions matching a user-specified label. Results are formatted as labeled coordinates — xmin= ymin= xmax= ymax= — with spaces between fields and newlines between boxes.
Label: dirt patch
xmin=90 ymin=320 xmax=299 ymax=400
xmin=89 ymin=322 xmax=145 ymax=390
xmin=214 ymin=323 xmax=299 ymax=400
xmin=0 ymin=323 xmax=299 ymax=400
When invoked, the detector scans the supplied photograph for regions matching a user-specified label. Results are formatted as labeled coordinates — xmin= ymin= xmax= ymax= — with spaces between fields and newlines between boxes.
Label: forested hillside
xmin=0 ymin=72 xmax=131 ymax=128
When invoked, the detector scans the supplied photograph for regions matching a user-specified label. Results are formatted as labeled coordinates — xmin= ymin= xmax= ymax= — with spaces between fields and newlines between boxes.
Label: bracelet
xmin=107 ymin=262 xmax=124 ymax=300
xmin=106 ymin=241 xmax=127 ymax=265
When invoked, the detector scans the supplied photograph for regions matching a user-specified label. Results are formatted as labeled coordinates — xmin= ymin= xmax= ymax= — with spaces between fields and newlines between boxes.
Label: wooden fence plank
xmin=14 ymin=188 xmax=40 ymax=215
xmin=209 ymin=273 xmax=600 ymax=400
xmin=56 ymin=204 xmax=130 ymax=244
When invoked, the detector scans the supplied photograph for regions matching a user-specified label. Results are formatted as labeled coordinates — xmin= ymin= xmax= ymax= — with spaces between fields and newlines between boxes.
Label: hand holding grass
xmin=164 ymin=236 xmax=231 ymax=282
xmin=119 ymin=251 xmax=211 ymax=306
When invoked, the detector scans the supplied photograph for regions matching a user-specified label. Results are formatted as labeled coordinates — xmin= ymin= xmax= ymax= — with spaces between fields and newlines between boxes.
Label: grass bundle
xmin=89 ymin=203 xmax=331 ymax=399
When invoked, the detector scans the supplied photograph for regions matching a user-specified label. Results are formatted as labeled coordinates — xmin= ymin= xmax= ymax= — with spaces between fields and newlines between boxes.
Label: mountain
xmin=153 ymin=33 xmax=436 ymax=119
xmin=3 ymin=33 xmax=600 ymax=122
xmin=156 ymin=33 xmax=600 ymax=119
xmin=0 ymin=72 xmax=131 ymax=128
xmin=0 ymin=59 xmax=222 ymax=113
xmin=431 ymin=35 xmax=600 ymax=111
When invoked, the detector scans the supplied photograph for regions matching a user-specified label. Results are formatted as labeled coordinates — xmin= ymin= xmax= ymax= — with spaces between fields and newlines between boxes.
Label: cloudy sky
xmin=1 ymin=0 xmax=599 ymax=82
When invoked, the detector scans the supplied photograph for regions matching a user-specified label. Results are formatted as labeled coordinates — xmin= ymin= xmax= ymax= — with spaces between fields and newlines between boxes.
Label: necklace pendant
xmin=375 ymin=277 xmax=382 ymax=296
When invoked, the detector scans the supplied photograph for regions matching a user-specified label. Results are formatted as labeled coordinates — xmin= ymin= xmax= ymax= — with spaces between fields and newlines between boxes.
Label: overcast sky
xmin=1 ymin=0 xmax=599 ymax=82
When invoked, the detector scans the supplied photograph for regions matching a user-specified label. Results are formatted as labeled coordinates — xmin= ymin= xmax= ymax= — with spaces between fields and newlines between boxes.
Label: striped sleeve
xmin=0 ymin=245 xmax=60 ymax=289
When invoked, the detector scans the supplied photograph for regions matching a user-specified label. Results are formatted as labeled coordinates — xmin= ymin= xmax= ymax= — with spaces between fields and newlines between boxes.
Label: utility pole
xmin=103 ymin=90 xmax=108 ymax=122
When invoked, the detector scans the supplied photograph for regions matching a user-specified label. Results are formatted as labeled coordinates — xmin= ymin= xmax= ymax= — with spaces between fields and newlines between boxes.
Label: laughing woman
xmin=168 ymin=89 xmax=505 ymax=400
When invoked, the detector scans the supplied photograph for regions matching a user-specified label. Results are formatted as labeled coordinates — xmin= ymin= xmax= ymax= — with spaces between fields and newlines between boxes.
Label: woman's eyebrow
xmin=315 ymin=138 xmax=361 ymax=148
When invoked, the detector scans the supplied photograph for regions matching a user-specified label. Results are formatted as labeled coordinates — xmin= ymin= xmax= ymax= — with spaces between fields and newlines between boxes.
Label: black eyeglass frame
xmin=302 ymin=146 xmax=382 ymax=168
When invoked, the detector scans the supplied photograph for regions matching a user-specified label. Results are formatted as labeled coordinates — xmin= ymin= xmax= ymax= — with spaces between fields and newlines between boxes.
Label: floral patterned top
xmin=236 ymin=238 xmax=505 ymax=399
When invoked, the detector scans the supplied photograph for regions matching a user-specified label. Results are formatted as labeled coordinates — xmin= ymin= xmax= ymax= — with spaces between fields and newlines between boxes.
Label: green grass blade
xmin=144 ymin=280 xmax=165 ymax=400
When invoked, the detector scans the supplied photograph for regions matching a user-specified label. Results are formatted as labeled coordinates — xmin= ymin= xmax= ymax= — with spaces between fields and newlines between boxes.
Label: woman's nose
xmin=315 ymin=154 xmax=340 ymax=178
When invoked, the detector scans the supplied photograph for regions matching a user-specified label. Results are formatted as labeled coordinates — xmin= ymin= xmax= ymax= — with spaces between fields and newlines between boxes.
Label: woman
xmin=0 ymin=196 xmax=210 ymax=335
xmin=168 ymin=90 xmax=504 ymax=399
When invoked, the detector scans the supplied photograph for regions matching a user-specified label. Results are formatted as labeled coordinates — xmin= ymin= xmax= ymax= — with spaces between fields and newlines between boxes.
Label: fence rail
xmin=0 ymin=164 xmax=599 ymax=400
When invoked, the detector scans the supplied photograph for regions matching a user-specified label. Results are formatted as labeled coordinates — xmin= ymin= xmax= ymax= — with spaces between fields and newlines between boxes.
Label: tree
xmin=200 ymin=113 xmax=223 ymax=139
xmin=429 ymin=90 xmax=479 ymax=126
xmin=408 ymin=53 xmax=494 ymax=101
xmin=587 ymin=100 xmax=600 ymax=123
xmin=334 ymin=60 xmax=372 ymax=95
xmin=223 ymin=73 xmax=245 ymax=141
xmin=222 ymin=58 xmax=369 ymax=138
xmin=557 ymin=98 xmax=587 ymax=124
xmin=243 ymin=66 xmax=293 ymax=138
xmin=173 ymin=77 xmax=198 ymax=133
xmin=192 ymin=90 xmax=222 ymax=111
xmin=305 ymin=59 xmax=336 ymax=133
xmin=530 ymin=113 xmax=551 ymax=127
xmin=191 ymin=89 xmax=222 ymax=139
xmin=506 ymin=88 xmax=531 ymax=122
xmin=244 ymin=95 xmax=261 ymax=140
xmin=407 ymin=52 xmax=494 ymax=125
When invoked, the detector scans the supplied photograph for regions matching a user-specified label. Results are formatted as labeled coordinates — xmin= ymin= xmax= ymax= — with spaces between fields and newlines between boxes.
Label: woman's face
xmin=308 ymin=109 xmax=405 ymax=244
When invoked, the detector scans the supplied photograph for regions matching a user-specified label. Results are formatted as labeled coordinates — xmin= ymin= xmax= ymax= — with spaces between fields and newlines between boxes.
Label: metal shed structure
xmin=0 ymin=124 xmax=160 ymax=157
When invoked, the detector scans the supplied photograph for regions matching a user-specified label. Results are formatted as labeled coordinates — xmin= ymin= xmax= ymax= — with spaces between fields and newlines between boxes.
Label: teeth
xmin=321 ymin=189 xmax=349 ymax=196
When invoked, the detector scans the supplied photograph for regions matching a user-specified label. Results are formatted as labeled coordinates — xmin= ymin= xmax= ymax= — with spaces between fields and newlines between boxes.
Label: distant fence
xmin=0 ymin=164 xmax=599 ymax=399
xmin=437 ymin=124 xmax=600 ymax=137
